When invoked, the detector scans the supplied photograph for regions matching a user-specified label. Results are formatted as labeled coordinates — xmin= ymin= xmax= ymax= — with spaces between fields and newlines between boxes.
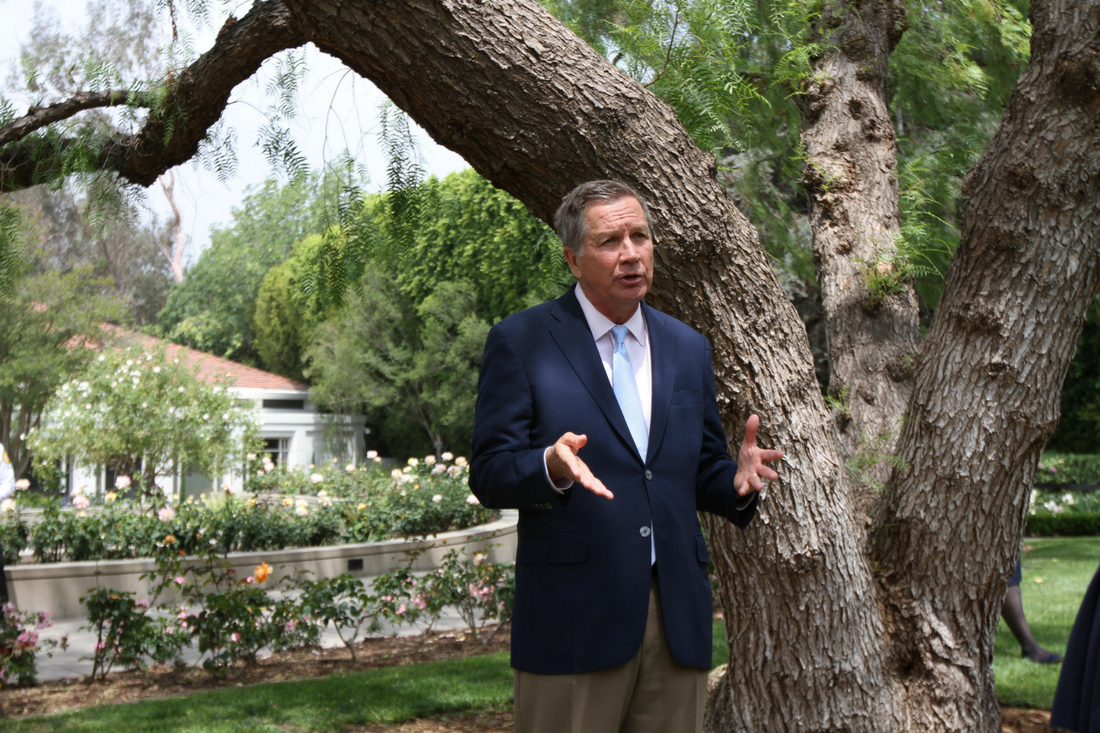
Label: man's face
xmin=564 ymin=196 xmax=654 ymax=325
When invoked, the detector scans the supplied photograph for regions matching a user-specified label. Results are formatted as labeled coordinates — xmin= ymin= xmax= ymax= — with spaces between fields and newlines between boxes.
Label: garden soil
xmin=0 ymin=627 xmax=1056 ymax=732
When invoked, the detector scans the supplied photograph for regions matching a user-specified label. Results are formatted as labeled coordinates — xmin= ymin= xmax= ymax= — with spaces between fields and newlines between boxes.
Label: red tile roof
xmin=102 ymin=325 xmax=309 ymax=393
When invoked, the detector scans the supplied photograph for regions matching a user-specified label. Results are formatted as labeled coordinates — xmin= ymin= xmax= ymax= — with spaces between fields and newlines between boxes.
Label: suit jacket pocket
xmin=517 ymin=533 xmax=587 ymax=564
xmin=695 ymin=534 xmax=710 ymax=563
xmin=671 ymin=388 xmax=702 ymax=406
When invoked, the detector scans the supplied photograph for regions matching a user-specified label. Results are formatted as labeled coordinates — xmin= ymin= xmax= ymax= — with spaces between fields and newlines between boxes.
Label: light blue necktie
xmin=611 ymin=325 xmax=648 ymax=460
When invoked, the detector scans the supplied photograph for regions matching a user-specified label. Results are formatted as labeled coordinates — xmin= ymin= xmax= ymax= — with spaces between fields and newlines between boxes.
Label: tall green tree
xmin=157 ymin=172 xmax=332 ymax=364
xmin=0 ymin=269 xmax=122 ymax=479
xmin=307 ymin=270 xmax=489 ymax=457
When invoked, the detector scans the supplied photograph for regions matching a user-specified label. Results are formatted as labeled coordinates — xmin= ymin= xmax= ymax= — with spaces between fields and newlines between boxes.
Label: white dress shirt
xmin=0 ymin=443 xmax=15 ymax=501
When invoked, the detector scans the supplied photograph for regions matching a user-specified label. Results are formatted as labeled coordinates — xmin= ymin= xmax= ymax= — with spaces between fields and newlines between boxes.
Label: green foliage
xmin=1025 ymin=486 xmax=1100 ymax=536
xmin=844 ymin=424 xmax=908 ymax=494
xmin=307 ymin=271 xmax=490 ymax=458
xmin=0 ymin=203 xmax=26 ymax=301
xmin=1036 ymin=453 xmax=1100 ymax=486
xmin=0 ymin=268 xmax=122 ymax=479
xmin=252 ymin=235 xmax=331 ymax=381
xmin=1049 ymin=304 xmax=1100 ymax=453
xmin=156 ymin=171 xmax=338 ymax=364
xmin=889 ymin=0 xmax=1032 ymax=308
xmin=81 ymin=588 xmax=185 ymax=680
xmin=26 ymin=343 xmax=259 ymax=500
xmin=858 ymin=235 xmax=943 ymax=310
xmin=296 ymin=573 xmax=384 ymax=662
xmin=0 ymin=605 xmax=64 ymax=687
xmin=0 ymin=454 xmax=492 ymax=564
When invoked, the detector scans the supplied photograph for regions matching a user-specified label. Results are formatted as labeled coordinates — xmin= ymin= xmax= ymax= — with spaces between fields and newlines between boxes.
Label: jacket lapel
xmin=548 ymin=289 xmax=642 ymax=464
xmin=644 ymin=303 xmax=673 ymax=464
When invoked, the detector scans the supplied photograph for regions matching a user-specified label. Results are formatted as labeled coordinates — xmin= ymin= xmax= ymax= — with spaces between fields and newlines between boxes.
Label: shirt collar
xmin=573 ymin=283 xmax=647 ymax=346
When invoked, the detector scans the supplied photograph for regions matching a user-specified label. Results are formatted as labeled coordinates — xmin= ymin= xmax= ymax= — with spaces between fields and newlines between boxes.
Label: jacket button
xmin=639 ymin=526 xmax=651 ymax=538
xmin=645 ymin=470 xmax=653 ymax=480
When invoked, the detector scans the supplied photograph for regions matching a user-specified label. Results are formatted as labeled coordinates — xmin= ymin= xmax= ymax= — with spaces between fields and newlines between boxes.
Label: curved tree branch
xmin=0 ymin=90 xmax=155 ymax=147
xmin=0 ymin=0 xmax=306 ymax=193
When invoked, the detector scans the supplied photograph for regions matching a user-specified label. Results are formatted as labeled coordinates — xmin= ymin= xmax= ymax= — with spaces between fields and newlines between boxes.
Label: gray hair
xmin=553 ymin=180 xmax=654 ymax=256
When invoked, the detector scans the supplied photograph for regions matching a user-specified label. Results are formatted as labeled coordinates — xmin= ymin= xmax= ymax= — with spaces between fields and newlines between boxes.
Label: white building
xmin=66 ymin=332 xmax=365 ymax=500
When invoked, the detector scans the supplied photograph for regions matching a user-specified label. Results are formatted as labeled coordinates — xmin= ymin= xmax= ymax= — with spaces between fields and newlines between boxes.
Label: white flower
xmin=346 ymin=464 xmax=356 ymax=472
xmin=203 ymin=414 xmax=210 ymax=421
xmin=1044 ymin=500 xmax=1064 ymax=515
xmin=466 ymin=494 xmax=480 ymax=506
xmin=447 ymin=465 xmax=464 ymax=477
xmin=432 ymin=464 xmax=447 ymax=475
xmin=373 ymin=456 xmax=382 ymax=463
xmin=72 ymin=494 xmax=91 ymax=510
xmin=441 ymin=452 xmax=454 ymax=462
xmin=15 ymin=479 xmax=31 ymax=491
xmin=1063 ymin=493 xmax=1076 ymax=506
xmin=432 ymin=494 xmax=443 ymax=503
xmin=424 ymin=455 xmax=437 ymax=465
xmin=310 ymin=473 xmax=324 ymax=484
xmin=366 ymin=450 xmax=379 ymax=460
xmin=455 ymin=456 xmax=468 ymax=467
xmin=97 ymin=355 xmax=105 ymax=361
xmin=408 ymin=457 xmax=420 ymax=467
xmin=391 ymin=468 xmax=403 ymax=479
xmin=115 ymin=475 xmax=131 ymax=490
xmin=296 ymin=503 xmax=309 ymax=516
xmin=158 ymin=506 xmax=176 ymax=521
xmin=178 ymin=386 xmax=185 ymax=392
xmin=153 ymin=366 xmax=161 ymax=373
xmin=0 ymin=498 xmax=15 ymax=513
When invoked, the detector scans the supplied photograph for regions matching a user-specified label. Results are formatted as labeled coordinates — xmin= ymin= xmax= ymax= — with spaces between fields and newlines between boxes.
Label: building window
xmin=263 ymin=438 xmax=290 ymax=467
xmin=262 ymin=399 xmax=305 ymax=410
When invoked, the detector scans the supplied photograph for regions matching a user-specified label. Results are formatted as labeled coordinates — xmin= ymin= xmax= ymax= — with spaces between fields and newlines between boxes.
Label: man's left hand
xmin=734 ymin=414 xmax=784 ymax=497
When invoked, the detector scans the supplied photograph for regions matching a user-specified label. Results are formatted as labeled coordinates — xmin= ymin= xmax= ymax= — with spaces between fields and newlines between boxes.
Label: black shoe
xmin=1024 ymin=649 xmax=1063 ymax=664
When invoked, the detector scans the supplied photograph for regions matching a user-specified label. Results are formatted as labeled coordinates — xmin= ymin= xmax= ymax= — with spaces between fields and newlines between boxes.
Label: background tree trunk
xmin=799 ymin=0 xmax=920 ymax=486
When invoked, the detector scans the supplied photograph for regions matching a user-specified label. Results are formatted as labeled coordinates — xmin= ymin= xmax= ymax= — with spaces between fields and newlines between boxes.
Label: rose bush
xmin=0 ymin=454 xmax=494 ymax=564
xmin=0 ymin=604 xmax=65 ymax=687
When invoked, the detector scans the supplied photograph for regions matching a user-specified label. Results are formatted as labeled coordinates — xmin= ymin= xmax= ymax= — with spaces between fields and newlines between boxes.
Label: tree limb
xmin=0 ymin=91 xmax=154 ymax=148
xmin=0 ymin=0 xmax=306 ymax=193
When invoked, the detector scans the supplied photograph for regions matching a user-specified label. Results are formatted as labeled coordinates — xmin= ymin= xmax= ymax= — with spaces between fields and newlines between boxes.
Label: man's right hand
xmin=545 ymin=432 xmax=614 ymax=500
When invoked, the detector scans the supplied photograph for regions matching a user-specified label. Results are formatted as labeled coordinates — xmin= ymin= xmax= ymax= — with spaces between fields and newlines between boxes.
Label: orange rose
xmin=254 ymin=562 xmax=272 ymax=584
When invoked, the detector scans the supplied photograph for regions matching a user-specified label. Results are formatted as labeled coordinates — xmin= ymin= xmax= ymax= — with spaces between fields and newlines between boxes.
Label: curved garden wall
xmin=5 ymin=510 xmax=517 ymax=619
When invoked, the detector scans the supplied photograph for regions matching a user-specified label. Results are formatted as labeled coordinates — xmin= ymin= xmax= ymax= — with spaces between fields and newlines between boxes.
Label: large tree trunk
xmin=870 ymin=1 xmax=1100 ymax=728
xmin=799 ymin=0 xmax=921 ymax=481
xmin=282 ymin=1 xmax=894 ymax=729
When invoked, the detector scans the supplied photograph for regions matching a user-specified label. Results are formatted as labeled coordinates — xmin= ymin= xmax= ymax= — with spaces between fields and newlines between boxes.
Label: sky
xmin=0 ymin=0 xmax=471 ymax=263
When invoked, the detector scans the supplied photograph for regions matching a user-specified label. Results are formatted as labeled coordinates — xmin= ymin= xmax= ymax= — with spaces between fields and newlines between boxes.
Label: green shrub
xmin=0 ymin=604 xmax=65 ymax=686
xmin=1026 ymin=513 xmax=1100 ymax=536
xmin=1037 ymin=453 xmax=1100 ymax=485
xmin=0 ymin=454 xmax=495 ymax=565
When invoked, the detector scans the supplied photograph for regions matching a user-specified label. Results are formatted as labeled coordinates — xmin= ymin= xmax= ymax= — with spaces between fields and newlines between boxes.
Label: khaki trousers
xmin=514 ymin=573 xmax=708 ymax=733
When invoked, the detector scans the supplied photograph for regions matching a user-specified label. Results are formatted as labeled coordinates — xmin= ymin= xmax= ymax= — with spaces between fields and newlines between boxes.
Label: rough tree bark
xmin=799 ymin=0 xmax=921 ymax=479
xmin=871 ymin=1 xmax=1100 ymax=727
xmin=1 ymin=0 xmax=1098 ymax=730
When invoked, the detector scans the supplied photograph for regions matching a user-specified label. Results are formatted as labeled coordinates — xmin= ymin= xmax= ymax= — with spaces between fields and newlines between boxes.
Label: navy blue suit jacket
xmin=470 ymin=288 xmax=757 ymax=674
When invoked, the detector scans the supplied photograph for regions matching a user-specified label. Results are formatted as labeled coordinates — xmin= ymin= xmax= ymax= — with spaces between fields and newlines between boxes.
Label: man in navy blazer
xmin=470 ymin=180 xmax=782 ymax=733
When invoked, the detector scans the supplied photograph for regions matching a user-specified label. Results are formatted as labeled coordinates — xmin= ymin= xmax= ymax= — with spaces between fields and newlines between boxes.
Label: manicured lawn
xmin=3 ymin=541 xmax=1093 ymax=731
xmin=994 ymin=536 xmax=1100 ymax=708
xmin=0 ymin=654 xmax=514 ymax=733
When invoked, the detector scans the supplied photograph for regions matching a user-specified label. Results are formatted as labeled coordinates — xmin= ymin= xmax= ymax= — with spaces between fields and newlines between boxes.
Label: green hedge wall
xmin=1026 ymin=513 xmax=1100 ymax=537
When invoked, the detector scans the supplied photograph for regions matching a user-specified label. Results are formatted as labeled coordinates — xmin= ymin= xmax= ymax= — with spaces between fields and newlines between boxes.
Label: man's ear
xmin=563 ymin=246 xmax=583 ymax=280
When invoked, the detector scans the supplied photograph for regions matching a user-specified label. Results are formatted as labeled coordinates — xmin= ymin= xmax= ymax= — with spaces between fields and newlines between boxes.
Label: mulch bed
xmin=0 ymin=627 xmax=510 ymax=722
xmin=0 ymin=628 xmax=1059 ymax=732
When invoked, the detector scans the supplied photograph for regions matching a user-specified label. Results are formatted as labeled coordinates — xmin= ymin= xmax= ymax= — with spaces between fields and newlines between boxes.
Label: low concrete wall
xmin=4 ymin=511 xmax=518 ymax=620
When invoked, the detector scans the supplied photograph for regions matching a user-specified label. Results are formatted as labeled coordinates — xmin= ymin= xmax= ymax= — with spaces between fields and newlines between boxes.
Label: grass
xmin=993 ymin=536 xmax=1100 ymax=708
xmin=0 ymin=654 xmax=514 ymax=733
xmin=3 ymin=542 xmax=1093 ymax=730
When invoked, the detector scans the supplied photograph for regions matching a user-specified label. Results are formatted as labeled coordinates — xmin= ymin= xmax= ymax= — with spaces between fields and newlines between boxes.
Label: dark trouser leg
xmin=1002 ymin=583 xmax=1061 ymax=662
